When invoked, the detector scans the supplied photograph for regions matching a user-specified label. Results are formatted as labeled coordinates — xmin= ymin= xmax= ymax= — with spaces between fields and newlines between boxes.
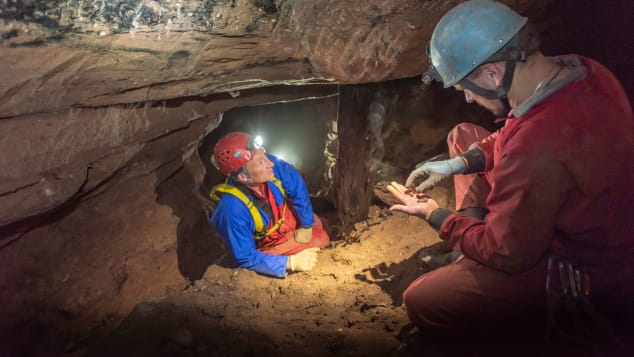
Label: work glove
xmin=288 ymin=248 xmax=320 ymax=272
xmin=295 ymin=227 xmax=313 ymax=244
xmin=405 ymin=156 xmax=466 ymax=192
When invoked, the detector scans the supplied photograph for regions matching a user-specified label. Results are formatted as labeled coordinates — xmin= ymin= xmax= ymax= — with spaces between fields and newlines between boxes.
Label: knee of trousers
xmin=447 ymin=123 xmax=487 ymax=156
xmin=402 ymin=282 xmax=448 ymax=331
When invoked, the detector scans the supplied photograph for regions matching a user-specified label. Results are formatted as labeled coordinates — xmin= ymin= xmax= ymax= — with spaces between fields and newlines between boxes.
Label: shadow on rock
xmin=354 ymin=248 xmax=433 ymax=306
xmin=156 ymin=167 xmax=233 ymax=282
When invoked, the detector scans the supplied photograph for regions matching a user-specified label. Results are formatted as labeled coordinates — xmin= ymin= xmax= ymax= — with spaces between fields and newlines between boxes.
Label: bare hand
xmin=387 ymin=181 xmax=440 ymax=221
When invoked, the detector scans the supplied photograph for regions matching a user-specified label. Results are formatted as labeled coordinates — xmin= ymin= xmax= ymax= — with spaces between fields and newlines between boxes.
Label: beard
xmin=478 ymin=98 xmax=506 ymax=117
xmin=490 ymin=107 xmax=506 ymax=117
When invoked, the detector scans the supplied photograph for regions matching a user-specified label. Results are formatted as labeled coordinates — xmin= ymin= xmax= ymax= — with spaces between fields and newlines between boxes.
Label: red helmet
xmin=212 ymin=132 xmax=256 ymax=175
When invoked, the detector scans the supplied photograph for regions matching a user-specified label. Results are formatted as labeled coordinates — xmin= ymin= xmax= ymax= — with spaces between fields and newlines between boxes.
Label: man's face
xmin=453 ymin=68 xmax=506 ymax=117
xmin=244 ymin=149 xmax=274 ymax=183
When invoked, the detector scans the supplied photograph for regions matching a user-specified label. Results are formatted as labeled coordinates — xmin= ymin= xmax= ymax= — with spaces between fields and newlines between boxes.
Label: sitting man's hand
xmin=294 ymin=227 xmax=312 ymax=244
xmin=288 ymin=248 xmax=320 ymax=272
xmin=405 ymin=156 xmax=466 ymax=192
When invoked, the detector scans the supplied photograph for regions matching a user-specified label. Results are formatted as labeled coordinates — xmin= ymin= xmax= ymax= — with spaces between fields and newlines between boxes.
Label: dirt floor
xmin=1 ymin=168 xmax=632 ymax=356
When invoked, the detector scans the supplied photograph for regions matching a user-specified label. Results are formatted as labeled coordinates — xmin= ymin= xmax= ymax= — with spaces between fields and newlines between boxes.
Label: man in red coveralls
xmin=388 ymin=0 xmax=634 ymax=338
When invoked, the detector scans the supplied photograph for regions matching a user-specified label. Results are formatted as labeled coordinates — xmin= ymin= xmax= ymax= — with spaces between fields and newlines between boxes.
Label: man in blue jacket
xmin=210 ymin=132 xmax=330 ymax=278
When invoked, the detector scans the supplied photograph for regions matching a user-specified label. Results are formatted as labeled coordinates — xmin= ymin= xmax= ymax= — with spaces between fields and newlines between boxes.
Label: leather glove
xmin=405 ymin=156 xmax=466 ymax=192
xmin=294 ymin=227 xmax=313 ymax=243
xmin=288 ymin=248 xmax=320 ymax=272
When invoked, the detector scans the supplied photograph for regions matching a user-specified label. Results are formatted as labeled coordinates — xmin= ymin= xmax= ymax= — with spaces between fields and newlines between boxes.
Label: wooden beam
xmin=334 ymin=84 xmax=375 ymax=238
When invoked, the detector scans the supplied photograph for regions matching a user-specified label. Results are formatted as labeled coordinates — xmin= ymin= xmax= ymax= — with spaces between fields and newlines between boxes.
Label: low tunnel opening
xmin=163 ymin=94 xmax=342 ymax=282
xmin=157 ymin=77 xmax=497 ymax=283
xmin=199 ymin=95 xmax=339 ymax=216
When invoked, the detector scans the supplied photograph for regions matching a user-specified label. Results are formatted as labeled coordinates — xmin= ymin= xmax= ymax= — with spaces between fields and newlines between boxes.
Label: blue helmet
xmin=425 ymin=0 xmax=528 ymax=88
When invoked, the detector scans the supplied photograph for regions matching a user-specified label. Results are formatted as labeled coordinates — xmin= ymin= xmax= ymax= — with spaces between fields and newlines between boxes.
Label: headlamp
xmin=249 ymin=135 xmax=264 ymax=150
xmin=421 ymin=43 xmax=442 ymax=85
xmin=421 ymin=66 xmax=441 ymax=86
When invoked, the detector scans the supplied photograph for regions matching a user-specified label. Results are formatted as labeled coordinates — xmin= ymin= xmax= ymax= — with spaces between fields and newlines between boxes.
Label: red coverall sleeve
xmin=471 ymin=130 xmax=498 ymax=171
xmin=439 ymin=138 xmax=573 ymax=273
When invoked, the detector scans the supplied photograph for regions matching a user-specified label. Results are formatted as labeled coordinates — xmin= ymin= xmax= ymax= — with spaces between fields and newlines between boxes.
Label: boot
xmin=417 ymin=241 xmax=463 ymax=269
xmin=418 ymin=250 xmax=463 ymax=269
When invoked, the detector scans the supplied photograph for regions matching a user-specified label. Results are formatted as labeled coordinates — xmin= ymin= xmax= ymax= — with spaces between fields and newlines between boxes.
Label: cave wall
xmin=538 ymin=0 xmax=633 ymax=100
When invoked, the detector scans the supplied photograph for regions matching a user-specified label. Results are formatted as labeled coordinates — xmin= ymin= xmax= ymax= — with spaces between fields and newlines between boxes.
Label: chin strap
xmin=459 ymin=59 xmax=517 ymax=115
xmin=454 ymin=26 xmax=540 ymax=110
xmin=459 ymin=59 xmax=517 ymax=101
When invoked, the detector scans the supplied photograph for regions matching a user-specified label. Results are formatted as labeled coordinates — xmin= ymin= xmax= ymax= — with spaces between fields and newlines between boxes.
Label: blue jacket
xmin=210 ymin=153 xmax=315 ymax=278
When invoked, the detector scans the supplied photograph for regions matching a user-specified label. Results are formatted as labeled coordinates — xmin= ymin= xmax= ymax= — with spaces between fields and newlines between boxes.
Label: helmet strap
xmin=500 ymin=97 xmax=512 ymax=117
xmin=458 ymin=59 xmax=517 ymax=116
xmin=459 ymin=59 xmax=517 ymax=100
xmin=454 ymin=24 xmax=537 ymax=102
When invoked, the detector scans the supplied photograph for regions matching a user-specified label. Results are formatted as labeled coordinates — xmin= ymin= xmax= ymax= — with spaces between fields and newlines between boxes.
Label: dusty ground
xmin=1 ymin=168 xmax=631 ymax=356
